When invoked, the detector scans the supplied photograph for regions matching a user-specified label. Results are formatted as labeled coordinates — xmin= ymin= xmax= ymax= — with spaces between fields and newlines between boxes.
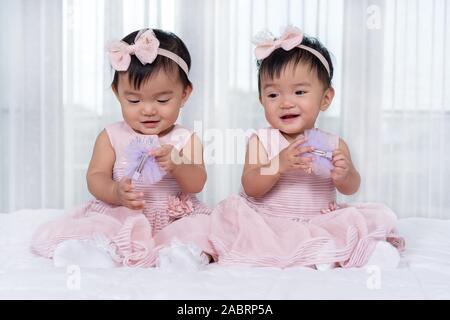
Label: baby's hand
xmin=150 ymin=144 xmax=181 ymax=173
xmin=331 ymin=149 xmax=351 ymax=182
xmin=114 ymin=177 xmax=145 ymax=210
xmin=278 ymin=136 xmax=313 ymax=174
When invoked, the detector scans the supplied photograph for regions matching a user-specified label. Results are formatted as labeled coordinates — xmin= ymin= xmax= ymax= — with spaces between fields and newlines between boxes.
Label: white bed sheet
xmin=0 ymin=209 xmax=449 ymax=299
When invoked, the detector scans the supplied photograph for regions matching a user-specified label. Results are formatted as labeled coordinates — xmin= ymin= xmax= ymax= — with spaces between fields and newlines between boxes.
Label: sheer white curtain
xmin=1 ymin=0 xmax=449 ymax=219
xmin=340 ymin=0 xmax=450 ymax=219
xmin=0 ymin=0 xmax=63 ymax=211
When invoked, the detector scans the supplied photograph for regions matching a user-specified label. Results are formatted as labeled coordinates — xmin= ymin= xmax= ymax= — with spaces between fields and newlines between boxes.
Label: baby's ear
xmin=320 ymin=86 xmax=335 ymax=111
xmin=181 ymin=84 xmax=193 ymax=107
xmin=112 ymin=84 xmax=119 ymax=99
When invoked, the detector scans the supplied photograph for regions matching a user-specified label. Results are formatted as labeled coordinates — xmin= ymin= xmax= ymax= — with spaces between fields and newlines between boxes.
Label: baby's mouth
xmin=280 ymin=114 xmax=300 ymax=120
xmin=141 ymin=120 xmax=160 ymax=128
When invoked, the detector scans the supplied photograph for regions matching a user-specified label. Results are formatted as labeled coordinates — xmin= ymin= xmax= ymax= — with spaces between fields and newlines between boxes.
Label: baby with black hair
xmin=31 ymin=28 xmax=212 ymax=268
xmin=205 ymin=26 xmax=405 ymax=269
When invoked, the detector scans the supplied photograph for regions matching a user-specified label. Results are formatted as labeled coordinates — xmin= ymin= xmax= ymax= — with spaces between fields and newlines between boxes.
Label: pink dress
xmin=200 ymin=128 xmax=404 ymax=268
xmin=31 ymin=121 xmax=211 ymax=267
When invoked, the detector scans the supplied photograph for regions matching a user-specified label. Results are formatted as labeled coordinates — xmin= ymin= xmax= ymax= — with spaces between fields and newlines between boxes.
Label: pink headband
xmin=106 ymin=29 xmax=189 ymax=76
xmin=253 ymin=26 xmax=331 ymax=77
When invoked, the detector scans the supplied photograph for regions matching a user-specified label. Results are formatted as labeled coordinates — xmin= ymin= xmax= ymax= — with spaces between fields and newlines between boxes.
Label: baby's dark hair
xmin=111 ymin=28 xmax=192 ymax=91
xmin=257 ymin=34 xmax=333 ymax=96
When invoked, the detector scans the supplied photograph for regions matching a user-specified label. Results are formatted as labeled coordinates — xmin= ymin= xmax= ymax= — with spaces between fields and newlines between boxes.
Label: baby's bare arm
xmin=242 ymin=135 xmax=314 ymax=197
xmin=331 ymin=138 xmax=361 ymax=195
xmin=86 ymin=130 xmax=121 ymax=205
xmin=241 ymin=135 xmax=282 ymax=197
xmin=171 ymin=134 xmax=207 ymax=194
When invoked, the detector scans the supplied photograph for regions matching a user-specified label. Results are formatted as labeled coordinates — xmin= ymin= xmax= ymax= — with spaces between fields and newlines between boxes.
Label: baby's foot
xmin=315 ymin=263 xmax=336 ymax=271
xmin=365 ymin=241 xmax=400 ymax=270
xmin=53 ymin=239 xmax=117 ymax=268
xmin=157 ymin=241 xmax=210 ymax=271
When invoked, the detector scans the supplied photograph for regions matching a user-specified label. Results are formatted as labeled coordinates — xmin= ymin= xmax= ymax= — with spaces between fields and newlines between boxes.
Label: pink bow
xmin=254 ymin=26 xmax=304 ymax=60
xmin=107 ymin=29 xmax=160 ymax=71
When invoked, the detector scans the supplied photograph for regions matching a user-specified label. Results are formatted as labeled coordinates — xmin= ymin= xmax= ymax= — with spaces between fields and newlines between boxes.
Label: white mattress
xmin=0 ymin=209 xmax=449 ymax=299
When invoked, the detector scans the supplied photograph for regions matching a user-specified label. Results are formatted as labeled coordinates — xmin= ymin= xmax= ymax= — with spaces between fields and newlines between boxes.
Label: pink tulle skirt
xmin=203 ymin=195 xmax=404 ymax=268
xmin=157 ymin=194 xmax=405 ymax=268
xmin=32 ymin=195 xmax=405 ymax=269
xmin=31 ymin=199 xmax=212 ymax=267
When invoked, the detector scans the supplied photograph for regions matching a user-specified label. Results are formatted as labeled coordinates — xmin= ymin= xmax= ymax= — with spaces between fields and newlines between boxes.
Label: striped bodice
xmin=240 ymin=127 xmax=338 ymax=219
xmin=102 ymin=121 xmax=210 ymax=233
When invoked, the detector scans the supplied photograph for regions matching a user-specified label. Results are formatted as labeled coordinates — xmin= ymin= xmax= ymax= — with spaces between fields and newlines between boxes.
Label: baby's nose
xmin=280 ymin=99 xmax=295 ymax=108
xmin=142 ymin=103 xmax=156 ymax=115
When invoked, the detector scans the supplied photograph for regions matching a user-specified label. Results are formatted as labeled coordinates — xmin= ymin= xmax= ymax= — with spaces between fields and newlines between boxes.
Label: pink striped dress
xmin=31 ymin=121 xmax=211 ymax=267
xmin=207 ymin=127 xmax=405 ymax=268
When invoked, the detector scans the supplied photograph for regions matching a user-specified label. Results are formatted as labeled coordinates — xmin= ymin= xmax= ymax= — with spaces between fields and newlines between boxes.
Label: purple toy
xmin=124 ymin=135 xmax=166 ymax=184
xmin=298 ymin=128 xmax=336 ymax=177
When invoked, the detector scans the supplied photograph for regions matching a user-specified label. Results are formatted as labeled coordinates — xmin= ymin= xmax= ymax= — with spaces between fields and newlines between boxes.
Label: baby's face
xmin=115 ymin=69 xmax=191 ymax=136
xmin=259 ymin=62 xmax=333 ymax=139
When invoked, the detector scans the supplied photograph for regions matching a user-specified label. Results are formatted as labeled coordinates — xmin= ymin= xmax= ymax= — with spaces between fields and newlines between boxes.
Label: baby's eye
xmin=295 ymin=90 xmax=306 ymax=96
xmin=267 ymin=93 xmax=278 ymax=99
xmin=157 ymin=98 xmax=171 ymax=103
xmin=128 ymin=99 xmax=140 ymax=104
